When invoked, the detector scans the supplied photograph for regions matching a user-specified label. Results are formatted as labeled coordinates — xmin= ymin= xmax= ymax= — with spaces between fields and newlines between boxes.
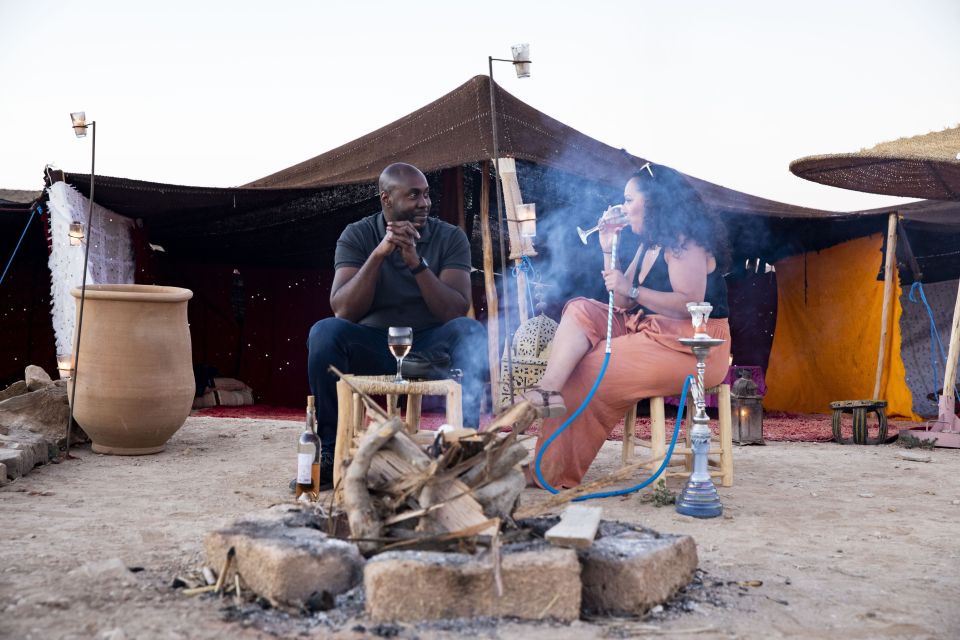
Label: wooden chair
xmin=621 ymin=384 xmax=734 ymax=487
xmin=332 ymin=375 xmax=462 ymax=500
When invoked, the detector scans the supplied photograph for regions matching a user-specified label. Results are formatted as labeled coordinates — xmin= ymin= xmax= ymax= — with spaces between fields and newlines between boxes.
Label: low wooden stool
xmin=621 ymin=384 xmax=734 ymax=487
xmin=332 ymin=375 xmax=463 ymax=497
xmin=830 ymin=400 xmax=888 ymax=444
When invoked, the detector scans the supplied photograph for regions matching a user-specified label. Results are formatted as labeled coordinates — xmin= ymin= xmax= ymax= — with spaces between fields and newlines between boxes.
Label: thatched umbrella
xmin=791 ymin=126 xmax=960 ymax=442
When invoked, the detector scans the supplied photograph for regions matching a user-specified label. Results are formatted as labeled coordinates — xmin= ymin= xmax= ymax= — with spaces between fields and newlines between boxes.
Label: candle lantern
xmin=68 ymin=222 xmax=85 ymax=246
xmin=731 ymin=368 xmax=764 ymax=444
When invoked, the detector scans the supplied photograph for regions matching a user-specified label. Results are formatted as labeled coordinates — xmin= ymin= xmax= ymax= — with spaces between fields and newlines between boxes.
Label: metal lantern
xmin=731 ymin=368 xmax=764 ymax=444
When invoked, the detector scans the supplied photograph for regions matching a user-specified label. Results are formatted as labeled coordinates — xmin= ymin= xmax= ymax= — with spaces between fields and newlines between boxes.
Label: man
xmin=307 ymin=162 xmax=487 ymax=488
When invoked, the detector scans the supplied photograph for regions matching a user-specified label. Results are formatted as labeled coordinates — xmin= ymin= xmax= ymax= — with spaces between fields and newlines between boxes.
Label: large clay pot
xmin=68 ymin=284 xmax=194 ymax=455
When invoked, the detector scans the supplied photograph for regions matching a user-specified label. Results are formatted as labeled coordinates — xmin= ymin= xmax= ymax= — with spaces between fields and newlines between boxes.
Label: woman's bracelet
xmin=602 ymin=250 xmax=612 ymax=254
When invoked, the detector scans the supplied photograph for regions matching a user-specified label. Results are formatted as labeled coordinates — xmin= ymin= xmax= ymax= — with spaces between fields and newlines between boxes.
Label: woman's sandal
xmin=520 ymin=387 xmax=567 ymax=418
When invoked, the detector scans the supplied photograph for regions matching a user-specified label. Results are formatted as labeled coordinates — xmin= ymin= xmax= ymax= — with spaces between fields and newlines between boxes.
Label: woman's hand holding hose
xmin=602 ymin=268 xmax=631 ymax=298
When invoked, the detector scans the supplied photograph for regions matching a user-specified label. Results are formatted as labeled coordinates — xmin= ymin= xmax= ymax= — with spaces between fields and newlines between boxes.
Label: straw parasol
xmin=791 ymin=126 xmax=960 ymax=443
xmin=790 ymin=125 xmax=960 ymax=200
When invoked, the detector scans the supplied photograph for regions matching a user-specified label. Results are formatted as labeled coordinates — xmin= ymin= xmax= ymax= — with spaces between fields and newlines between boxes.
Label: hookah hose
xmin=533 ymin=231 xmax=691 ymax=500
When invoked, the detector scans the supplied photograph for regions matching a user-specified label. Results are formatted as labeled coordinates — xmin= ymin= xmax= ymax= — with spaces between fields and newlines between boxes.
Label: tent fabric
xmin=247 ymin=75 xmax=837 ymax=219
xmin=790 ymin=125 xmax=960 ymax=200
xmin=764 ymin=234 xmax=919 ymax=420
xmin=899 ymin=278 xmax=960 ymax=417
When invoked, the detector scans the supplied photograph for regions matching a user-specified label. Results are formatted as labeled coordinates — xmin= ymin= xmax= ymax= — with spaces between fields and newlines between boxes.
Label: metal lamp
xmin=70 ymin=112 xmax=88 ymax=138
xmin=515 ymin=203 xmax=537 ymax=238
xmin=56 ymin=353 xmax=75 ymax=379
xmin=68 ymin=222 xmax=84 ymax=246
xmin=731 ymin=368 xmax=765 ymax=444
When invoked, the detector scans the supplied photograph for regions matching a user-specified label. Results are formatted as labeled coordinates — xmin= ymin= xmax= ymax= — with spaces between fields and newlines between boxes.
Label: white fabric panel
xmin=46 ymin=182 xmax=135 ymax=356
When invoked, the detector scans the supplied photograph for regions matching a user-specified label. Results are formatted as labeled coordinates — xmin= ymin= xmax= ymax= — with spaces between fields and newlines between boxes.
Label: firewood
xmin=544 ymin=505 xmax=602 ymax=548
xmin=461 ymin=442 xmax=528 ymax=487
xmin=343 ymin=417 xmax=405 ymax=553
xmin=472 ymin=468 xmax=525 ymax=520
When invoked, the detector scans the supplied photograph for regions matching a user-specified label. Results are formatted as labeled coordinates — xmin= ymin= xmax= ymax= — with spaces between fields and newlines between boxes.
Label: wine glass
xmin=387 ymin=326 xmax=413 ymax=384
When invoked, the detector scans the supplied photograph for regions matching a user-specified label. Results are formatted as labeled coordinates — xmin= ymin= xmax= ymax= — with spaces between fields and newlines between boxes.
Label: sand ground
xmin=1 ymin=416 xmax=958 ymax=639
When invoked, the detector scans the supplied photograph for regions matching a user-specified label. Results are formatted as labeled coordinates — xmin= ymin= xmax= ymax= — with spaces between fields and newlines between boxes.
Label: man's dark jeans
xmin=307 ymin=316 xmax=487 ymax=455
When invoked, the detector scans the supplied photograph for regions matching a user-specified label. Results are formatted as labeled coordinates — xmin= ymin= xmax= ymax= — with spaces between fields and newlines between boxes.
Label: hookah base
xmin=675 ymin=479 xmax=723 ymax=518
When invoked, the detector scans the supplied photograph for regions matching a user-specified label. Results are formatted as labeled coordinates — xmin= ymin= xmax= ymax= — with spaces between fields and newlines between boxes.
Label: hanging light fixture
xmin=68 ymin=222 xmax=84 ymax=246
xmin=510 ymin=43 xmax=531 ymax=78
xmin=70 ymin=111 xmax=88 ymax=138
xmin=57 ymin=353 xmax=75 ymax=379
xmin=515 ymin=203 xmax=537 ymax=238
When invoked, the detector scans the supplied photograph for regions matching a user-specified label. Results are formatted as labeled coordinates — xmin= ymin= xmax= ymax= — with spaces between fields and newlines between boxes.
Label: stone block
xmin=0 ymin=380 xmax=28 ymax=404
xmin=25 ymin=365 xmax=53 ymax=391
xmin=364 ymin=543 xmax=581 ymax=623
xmin=0 ymin=382 xmax=84 ymax=447
xmin=204 ymin=506 xmax=363 ymax=608
xmin=0 ymin=448 xmax=24 ymax=479
xmin=579 ymin=525 xmax=698 ymax=615
xmin=0 ymin=429 xmax=49 ymax=470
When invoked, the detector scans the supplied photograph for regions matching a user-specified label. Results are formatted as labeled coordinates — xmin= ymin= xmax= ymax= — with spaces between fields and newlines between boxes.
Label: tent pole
xmin=872 ymin=212 xmax=898 ymax=400
xmin=938 ymin=280 xmax=960 ymax=429
xmin=479 ymin=161 xmax=501 ymax=412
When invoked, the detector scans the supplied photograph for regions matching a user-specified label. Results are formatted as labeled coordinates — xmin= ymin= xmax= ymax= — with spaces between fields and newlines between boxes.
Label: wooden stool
xmin=830 ymin=400 xmax=888 ymax=444
xmin=332 ymin=375 xmax=463 ymax=497
xmin=621 ymin=384 xmax=734 ymax=487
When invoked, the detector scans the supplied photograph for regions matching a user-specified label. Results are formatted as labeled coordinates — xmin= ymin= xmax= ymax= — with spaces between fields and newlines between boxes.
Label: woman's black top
xmin=635 ymin=246 xmax=729 ymax=319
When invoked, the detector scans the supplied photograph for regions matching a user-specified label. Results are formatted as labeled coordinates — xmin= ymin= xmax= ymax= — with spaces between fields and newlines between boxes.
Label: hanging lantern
xmin=516 ymin=203 xmax=537 ymax=238
xmin=731 ymin=368 xmax=764 ymax=444
xmin=57 ymin=353 xmax=75 ymax=379
xmin=68 ymin=222 xmax=84 ymax=246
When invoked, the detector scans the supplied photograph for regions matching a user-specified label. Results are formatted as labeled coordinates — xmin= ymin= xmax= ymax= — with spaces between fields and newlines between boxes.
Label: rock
xmin=204 ymin=506 xmax=363 ymax=608
xmin=68 ymin=558 xmax=137 ymax=585
xmin=364 ymin=544 xmax=581 ymax=623
xmin=0 ymin=429 xmax=49 ymax=472
xmin=472 ymin=468 xmax=525 ymax=519
xmin=0 ymin=448 xmax=26 ymax=479
xmin=579 ymin=524 xmax=698 ymax=616
xmin=897 ymin=451 xmax=932 ymax=463
xmin=0 ymin=380 xmax=28 ymax=404
xmin=25 ymin=365 xmax=53 ymax=391
xmin=0 ymin=382 xmax=86 ymax=447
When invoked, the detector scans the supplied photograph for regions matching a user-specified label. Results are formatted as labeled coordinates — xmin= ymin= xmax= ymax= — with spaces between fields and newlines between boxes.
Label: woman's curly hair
xmin=630 ymin=164 xmax=731 ymax=272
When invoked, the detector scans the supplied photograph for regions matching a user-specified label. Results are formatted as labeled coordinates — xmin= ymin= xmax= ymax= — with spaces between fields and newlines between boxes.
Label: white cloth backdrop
xmin=46 ymin=182 xmax=135 ymax=356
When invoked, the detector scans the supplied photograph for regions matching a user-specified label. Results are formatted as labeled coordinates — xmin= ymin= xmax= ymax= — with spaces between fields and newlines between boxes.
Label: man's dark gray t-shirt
xmin=334 ymin=212 xmax=472 ymax=329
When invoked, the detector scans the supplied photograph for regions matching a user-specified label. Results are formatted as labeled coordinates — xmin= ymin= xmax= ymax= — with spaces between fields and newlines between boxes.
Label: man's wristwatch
xmin=410 ymin=256 xmax=429 ymax=275
xmin=628 ymin=285 xmax=640 ymax=302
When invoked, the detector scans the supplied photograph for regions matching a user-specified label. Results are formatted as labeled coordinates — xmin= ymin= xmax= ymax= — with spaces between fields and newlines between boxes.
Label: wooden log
xmin=479 ymin=161 xmax=502 ymax=412
xmin=343 ymin=417 xmax=405 ymax=553
xmin=460 ymin=442 xmax=528 ymax=487
xmin=333 ymin=381 xmax=355 ymax=503
xmin=873 ymin=212 xmax=898 ymax=400
xmin=484 ymin=400 xmax=539 ymax=435
xmin=496 ymin=158 xmax=533 ymax=323
xmin=545 ymin=505 xmax=603 ymax=548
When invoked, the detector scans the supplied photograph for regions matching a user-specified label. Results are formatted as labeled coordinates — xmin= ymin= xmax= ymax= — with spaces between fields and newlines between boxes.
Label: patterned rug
xmin=193 ymin=405 xmax=907 ymax=442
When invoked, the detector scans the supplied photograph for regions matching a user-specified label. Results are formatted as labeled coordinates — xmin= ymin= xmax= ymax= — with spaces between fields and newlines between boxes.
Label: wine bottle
xmin=295 ymin=396 xmax=320 ymax=497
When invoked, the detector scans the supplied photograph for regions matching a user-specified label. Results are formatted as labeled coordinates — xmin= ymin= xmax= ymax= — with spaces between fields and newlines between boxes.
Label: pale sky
xmin=1 ymin=0 xmax=957 ymax=212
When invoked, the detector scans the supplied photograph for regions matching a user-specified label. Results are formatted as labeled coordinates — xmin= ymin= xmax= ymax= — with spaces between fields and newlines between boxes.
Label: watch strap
xmin=410 ymin=257 xmax=428 ymax=275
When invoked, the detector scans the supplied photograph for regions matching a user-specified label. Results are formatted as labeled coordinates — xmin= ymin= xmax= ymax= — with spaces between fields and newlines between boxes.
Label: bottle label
xmin=297 ymin=453 xmax=313 ymax=484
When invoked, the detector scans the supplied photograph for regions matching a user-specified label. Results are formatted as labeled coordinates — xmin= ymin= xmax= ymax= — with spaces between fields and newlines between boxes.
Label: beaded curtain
xmin=46 ymin=182 xmax=135 ymax=356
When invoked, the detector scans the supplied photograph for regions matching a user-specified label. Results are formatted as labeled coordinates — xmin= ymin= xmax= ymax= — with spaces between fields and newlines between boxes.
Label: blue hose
xmin=0 ymin=204 xmax=38 ymax=287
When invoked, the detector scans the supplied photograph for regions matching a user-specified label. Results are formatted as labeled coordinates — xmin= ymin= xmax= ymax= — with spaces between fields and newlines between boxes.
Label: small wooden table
xmin=333 ymin=375 xmax=462 ymax=496
xmin=830 ymin=399 xmax=888 ymax=444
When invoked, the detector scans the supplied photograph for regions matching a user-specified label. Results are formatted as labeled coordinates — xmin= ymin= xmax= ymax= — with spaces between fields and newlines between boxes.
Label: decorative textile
xmin=899 ymin=278 xmax=960 ymax=417
xmin=46 ymin=182 xmax=135 ymax=356
xmin=764 ymin=234 xmax=918 ymax=420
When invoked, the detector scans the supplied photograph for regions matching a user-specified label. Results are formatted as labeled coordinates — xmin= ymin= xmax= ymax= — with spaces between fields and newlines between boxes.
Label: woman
xmin=522 ymin=164 xmax=732 ymax=489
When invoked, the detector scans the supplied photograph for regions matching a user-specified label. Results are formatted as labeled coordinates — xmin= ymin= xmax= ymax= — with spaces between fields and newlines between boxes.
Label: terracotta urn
xmin=68 ymin=284 xmax=194 ymax=455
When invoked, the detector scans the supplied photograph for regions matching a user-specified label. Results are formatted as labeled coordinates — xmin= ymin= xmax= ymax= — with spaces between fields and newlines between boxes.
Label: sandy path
xmin=1 ymin=416 xmax=957 ymax=639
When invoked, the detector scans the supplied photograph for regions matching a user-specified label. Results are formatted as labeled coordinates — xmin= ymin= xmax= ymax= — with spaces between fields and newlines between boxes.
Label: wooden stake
xmin=940 ymin=279 xmax=960 ymax=423
xmin=213 ymin=547 xmax=235 ymax=594
xmin=479 ymin=161 xmax=502 ymax=411
xmin=873 ymin=212 xmax=898 ymax=400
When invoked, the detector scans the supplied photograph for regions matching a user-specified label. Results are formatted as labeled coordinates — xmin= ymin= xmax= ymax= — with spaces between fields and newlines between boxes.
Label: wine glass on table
xmin=388 ymin=326 xmax=413 ymax=384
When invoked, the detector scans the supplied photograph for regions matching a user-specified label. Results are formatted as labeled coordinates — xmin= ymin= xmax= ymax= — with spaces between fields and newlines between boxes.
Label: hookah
xmin=675 ymin=303 xmax=725 ymax=518
xmin=533 ymin=206 xmax=693 ymax=500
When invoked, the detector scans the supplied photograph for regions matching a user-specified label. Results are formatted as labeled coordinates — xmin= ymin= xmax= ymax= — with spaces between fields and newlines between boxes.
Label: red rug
xmin=193 ymin=405 xmax=903 ymax=443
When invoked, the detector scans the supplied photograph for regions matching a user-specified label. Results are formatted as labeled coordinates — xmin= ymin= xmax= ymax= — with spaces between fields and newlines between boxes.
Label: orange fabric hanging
xmin=764 ymin=234 xmax=919 ymax=420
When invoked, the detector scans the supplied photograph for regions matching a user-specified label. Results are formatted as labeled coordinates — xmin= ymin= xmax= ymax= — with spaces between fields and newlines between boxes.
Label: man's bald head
xmin=379 ymin=163 xmax=427 ymax=194
xmin=379 ymin=163 xmax=431 ymax=227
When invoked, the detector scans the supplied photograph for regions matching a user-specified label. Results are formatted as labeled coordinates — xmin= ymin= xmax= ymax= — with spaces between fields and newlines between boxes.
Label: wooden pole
xmin=872 ymin=213 xmax=898 ymax=400
xmin=496 ymin=158 xmax=535 ymax=323
xmin=479 ymin=162 xmax=501 ymax=411
xmin=938 ymin=279 xmax=960 ymax=426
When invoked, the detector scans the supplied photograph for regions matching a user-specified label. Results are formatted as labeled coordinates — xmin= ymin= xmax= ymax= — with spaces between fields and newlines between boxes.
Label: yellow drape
xmin=764 ymin=234 xmax=919 ymax=420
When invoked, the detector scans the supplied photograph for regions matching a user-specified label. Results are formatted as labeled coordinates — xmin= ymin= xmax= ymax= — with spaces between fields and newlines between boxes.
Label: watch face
xmin=421 ymin=257 xmax=429 ymax=268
